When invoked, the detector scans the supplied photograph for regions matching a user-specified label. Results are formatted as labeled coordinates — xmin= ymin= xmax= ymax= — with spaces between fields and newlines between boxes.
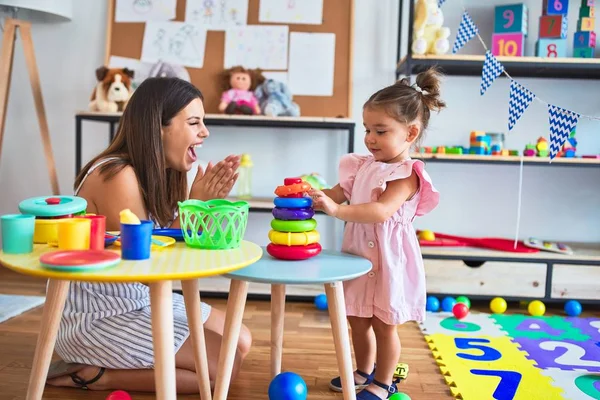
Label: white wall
xmin=0 ymin=0 xmax=598 ymax=250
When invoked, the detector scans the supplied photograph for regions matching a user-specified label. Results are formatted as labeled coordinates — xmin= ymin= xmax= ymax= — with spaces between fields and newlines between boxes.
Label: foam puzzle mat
xmin=419 ymin=311 xmax=600 ymax=399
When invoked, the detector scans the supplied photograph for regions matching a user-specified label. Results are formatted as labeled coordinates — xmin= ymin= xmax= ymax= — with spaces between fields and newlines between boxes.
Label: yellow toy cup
xmin=58 ymin=218 xmax=91 ymax=250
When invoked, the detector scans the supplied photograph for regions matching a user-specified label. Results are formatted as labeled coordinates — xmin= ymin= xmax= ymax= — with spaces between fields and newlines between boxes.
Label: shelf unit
xmin=410 ymin=153 xmax=600 ymax=167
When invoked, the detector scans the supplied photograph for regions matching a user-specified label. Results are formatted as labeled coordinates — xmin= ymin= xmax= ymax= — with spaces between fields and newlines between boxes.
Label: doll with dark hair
xmin=218 ymin=65 xmax=265 ymax=115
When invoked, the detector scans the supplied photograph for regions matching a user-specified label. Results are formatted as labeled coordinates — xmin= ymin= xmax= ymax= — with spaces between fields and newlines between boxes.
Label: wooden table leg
xmin=26 ymin=279 xmax=69 ymax=400
xmin=150 ymin=281 xmax=177 ymax=400
xmin=212 ymin=279 xmax=249 ymax=400
xmin=181 ymin=279 xmax=212 ymax=400
xmin=325 ymin=281 xmax=356 ymax=400
xmin=271 ymin=284 xmax=286 ymax=378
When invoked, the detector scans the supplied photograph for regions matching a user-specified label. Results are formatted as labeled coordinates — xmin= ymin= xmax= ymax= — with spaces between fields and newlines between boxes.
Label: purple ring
xmin=272 ymin=207 xmax=315 ymax=221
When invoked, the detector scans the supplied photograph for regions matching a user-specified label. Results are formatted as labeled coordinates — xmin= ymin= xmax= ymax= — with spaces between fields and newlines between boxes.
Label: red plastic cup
xmin=79 ymin=215 xmax=106 ymax=250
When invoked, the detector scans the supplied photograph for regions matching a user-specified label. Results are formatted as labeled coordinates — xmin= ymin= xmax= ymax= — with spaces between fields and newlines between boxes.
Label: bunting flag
xmin=452 ymin=11 xmax=478 ymax=54
xmin=548 ymin=105 xmax=580 ymax=160
xmin=438 ymin=0 xmax=447 ymax=7
xmin=480 ymin=51 xmax=504 ymax=95
xmin=508 ymin=80 xmax=535 ymax=131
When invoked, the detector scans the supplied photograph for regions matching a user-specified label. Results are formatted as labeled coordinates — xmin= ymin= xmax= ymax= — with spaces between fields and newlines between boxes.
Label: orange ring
xmin=274 ymin=182 xmax=311 ymax=197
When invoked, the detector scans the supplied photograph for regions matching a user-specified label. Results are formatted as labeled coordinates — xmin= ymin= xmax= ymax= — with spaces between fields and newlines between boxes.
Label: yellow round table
xmin=0 ymin=241 xmax=262 ymax=400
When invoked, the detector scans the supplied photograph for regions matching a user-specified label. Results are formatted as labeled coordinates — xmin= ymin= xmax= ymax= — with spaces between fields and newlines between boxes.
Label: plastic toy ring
xmin=267 ymin=242 xmax=322 ymax=260
xmin=271 ymin=218 xmax=317 ymax=232
xmin=272 ymin=207 xmax=314 ymax=221
xmin=273 ymin=197 xmax=312 ymax=209
xmin=268 ymin=229 xmax=320 ymax=246
xmin=274 ymin=182 xmax=311 ymax=197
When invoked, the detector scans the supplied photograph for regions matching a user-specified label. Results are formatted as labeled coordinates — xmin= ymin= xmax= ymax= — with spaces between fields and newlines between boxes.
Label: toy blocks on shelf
xmin=539 ymin=15 xmax=568 ymax=38
xmin=582 ymin=0 xmax=594 ymax=7
xmin=577 ymin=16 xmax=596 ymax=31
xmin=492 ymin=33 xmax=525 ymax=56
xmin=494 ymin=4 xmax=529 ymax=35
xmin=574 ymin=30 xmax=597 ymax=47
xmin=574 ymin=47 xmax=595 ymax=57
xmin=536 ymin=38 xmax=567 ymax=57
xmin=543 ymin=0 xmax=569 ymax=15
xmin=580 ymin=5 xmax=595 ymax=18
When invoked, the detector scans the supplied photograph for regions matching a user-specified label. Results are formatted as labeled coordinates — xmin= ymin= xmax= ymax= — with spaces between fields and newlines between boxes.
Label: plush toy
xmin=411 ymin=0 xmax=451 ymax=55
xmin=255 ymin=78 xmax=300 ymax=117
xmin=219 ymin=66 xmax=265 ymax=115
xmin=89 ymin=66 xmax=134 ymax=113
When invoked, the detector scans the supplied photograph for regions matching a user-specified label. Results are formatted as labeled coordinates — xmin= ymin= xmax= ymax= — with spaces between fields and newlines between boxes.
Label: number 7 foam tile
xmin=541 ymin=369 xmax=600 ymax=400
xmin=513 ymin=338 xmax=600 ymax=372
xmin=420 ymin=312 xmax=507 ymax=337
xmin=491 ymin=314 xmax=591 ymax=341
xmin=425 ymin=334 xmax=565 ymax=399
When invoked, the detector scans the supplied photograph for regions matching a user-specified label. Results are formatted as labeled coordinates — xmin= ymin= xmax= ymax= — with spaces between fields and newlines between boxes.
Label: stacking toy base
xmin=267 ymin=242 xmax=322 ymax=260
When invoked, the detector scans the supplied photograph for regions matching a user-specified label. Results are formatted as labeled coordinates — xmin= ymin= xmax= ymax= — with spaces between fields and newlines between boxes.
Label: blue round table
xmin=215 ymin=248 xmax=372 ymax=400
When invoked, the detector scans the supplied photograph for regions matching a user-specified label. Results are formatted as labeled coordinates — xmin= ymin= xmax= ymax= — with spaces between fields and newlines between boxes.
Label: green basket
xmin=178 ymin=199 xmax=249 ymax=250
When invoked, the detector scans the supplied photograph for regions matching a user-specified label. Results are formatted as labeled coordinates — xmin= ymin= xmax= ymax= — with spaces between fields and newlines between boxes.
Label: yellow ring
xmin=268 ymin=229 xmax=320 ymax=246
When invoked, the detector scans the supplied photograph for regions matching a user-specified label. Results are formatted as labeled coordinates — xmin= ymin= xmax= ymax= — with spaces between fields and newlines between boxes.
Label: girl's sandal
xmin=328 ymin=366 xmax=376 ymax=392
xmin=356 ymin=379 xmax=399 ymax=399
xmin=70 ymin=367 xmax=106 ymax=390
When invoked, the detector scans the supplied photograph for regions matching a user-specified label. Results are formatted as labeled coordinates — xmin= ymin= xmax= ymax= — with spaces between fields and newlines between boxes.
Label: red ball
xmin=452 ymin=303 xmax=469 ymax=320
xmin=106 ymin=390 xmax=132 ymax=400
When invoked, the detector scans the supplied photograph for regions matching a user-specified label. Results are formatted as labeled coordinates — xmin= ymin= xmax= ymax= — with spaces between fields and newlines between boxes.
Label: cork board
xmin=104 ymin=0 xmax=354 ymax=118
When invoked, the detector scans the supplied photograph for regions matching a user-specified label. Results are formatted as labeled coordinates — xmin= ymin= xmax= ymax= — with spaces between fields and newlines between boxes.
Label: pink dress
xmin=221 ymin=89 xmax=259 ymax=109
xmin=339 ymin=154 xmax=439 ymax=325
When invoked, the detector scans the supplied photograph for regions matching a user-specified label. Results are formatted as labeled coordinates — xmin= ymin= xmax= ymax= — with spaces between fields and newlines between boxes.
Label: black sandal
xmin=70 ymin=367 xmax=106 ymax=390
xmin=356 ymin=378 xmax=399 ymax=399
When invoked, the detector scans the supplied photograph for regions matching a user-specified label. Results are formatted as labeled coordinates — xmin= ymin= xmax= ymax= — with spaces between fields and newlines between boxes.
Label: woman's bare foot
xmin=46 ymin=365 xmax=107 ymax=390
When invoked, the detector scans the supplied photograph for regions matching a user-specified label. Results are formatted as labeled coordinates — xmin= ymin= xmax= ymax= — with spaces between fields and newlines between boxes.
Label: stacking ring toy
xmin=273 ymin=197 xmax=312 ymax=209
xmin=274 ymin=182 xmax=311 ymax=197
xmin=272 ymin=207 xmax=314 ymax=221
xmin=267 ymin=242 xmax=322 ymax=260
xmin=268 ymin=229 xmax=320 ymax=246
xmin=271 ymin=218 xmax=317 ymax=233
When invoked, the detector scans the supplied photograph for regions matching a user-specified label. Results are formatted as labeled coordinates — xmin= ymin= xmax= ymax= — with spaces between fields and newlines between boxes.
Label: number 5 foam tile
xmin=514 ymin=338 xmax=600 ymax=372
xmin=420 ymin=312 xmax=506 ymax=337
xmin=491 ymin=314 xmax=591 ymax=341
xmin=425 ymin=334 xmax=565 ymax=399
xmin=541 ymin=369 xmax=600 ymax=400
xmin=565 ymin=318 xmax=600 ymax=342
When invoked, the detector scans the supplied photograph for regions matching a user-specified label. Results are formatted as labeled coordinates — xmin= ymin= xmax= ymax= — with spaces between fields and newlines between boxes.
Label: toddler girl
xmin=309 ymin=67 xmax=446 ymax=399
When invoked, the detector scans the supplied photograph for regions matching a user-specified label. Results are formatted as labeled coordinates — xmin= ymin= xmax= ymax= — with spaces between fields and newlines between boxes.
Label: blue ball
xmin=442 ymin=297 xmax=456 ymax=312
xmin=268 ymin=372 xmax=308 ymax=400
xmin=426 ymin=296 xmax=440 ymax=312
xmin=564 ymin=300 xmax=582 ymax=317
xmin=314 ymin=294 xmax=328 ymax=311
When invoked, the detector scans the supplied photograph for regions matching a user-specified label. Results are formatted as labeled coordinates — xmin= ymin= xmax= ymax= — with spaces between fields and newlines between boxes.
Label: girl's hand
xmin=310 ymin=189 xmax=339 ymax=217
xmin=189 ymin=154 xmax=241 ymax=200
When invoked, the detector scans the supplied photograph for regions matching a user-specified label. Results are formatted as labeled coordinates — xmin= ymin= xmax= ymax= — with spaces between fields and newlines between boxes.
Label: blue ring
xmin=273 ymin=197 xmax=312 ymax=209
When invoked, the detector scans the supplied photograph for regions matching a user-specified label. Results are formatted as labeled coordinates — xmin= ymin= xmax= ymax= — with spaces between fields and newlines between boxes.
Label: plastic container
xmin=79 ymin=215 xmax=106 ymax=250
xmin=58 ymin=218 xmax=91 ymax=250
xmin=120 ymin=220 xmax=153 ymax=260
xmin=178 ymin=199 xmax=249 ymax=249
xmin=1 ymin=214 xmax=35 ymax=254
xmin=237 ymin=154 xmax=253 ymax=199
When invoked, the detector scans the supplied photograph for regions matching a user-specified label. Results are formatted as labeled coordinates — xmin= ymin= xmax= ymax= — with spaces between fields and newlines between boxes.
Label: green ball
xmin=456 ymin=296 xmax=471 ymax=308
xmin=389 ymin=393 xmax=411 ymax=400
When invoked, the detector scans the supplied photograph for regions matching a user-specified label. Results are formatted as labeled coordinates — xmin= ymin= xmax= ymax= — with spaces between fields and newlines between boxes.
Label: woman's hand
xmin=189 ymin=154 xmax=241 ymax=201
xmin=310 ymin=189 xmax=339 ymax=217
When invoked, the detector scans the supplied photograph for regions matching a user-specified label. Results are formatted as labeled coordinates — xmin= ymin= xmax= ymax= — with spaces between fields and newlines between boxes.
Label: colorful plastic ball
xmin=455 ymin=296 xmax=471 ymax=308
xmin=268 ymin=372 xmax=308 ymax=400
xmin=441 ymin=296 xmax=456 ymax=312
xmin=564 ymin=300 xmax=582 ymax=317
xmin=426 ymin=296 xmax=440 ymax=312
xmin=528 ymin=300 xmax=546 ymax=317
xmin=389 ymin=393 xmax=412 ymax=400
xmin=314 ymin=294 xmax=328 ymax=311
xmin=452 ymin=302 xmax=469 ymax=320
xmin=106 ymin=391 xmax=132 ymax=400
xmin=490 ymin=297 xmax=507 ymax=314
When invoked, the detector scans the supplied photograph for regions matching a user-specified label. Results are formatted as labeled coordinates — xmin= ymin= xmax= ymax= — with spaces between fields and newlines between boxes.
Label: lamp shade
xmin=0 ymin=0 xmax=72 ymax=21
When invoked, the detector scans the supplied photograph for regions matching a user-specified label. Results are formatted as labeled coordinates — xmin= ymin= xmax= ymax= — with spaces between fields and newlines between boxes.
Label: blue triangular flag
xmin=452 ymin=11 xmax=478 ymax=54
xmin=548 ymin=105 xmax=580 ymax=160
xmin=508 ymin=80 xmax=535 ymax=131
xmin=480 ymin=51 xmax=504 ymax=95
xmin=438 ymin=0 xmax=447 ymax=7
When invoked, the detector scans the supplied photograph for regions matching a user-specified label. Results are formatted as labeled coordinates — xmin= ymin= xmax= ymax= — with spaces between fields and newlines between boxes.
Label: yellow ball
xmin=490 ymin=297 xmax=507 ymax=314
xmin=419 ymin=230 xmax=435 ymax=241
xmin=528 ymin=300 xmax=546 ymax=316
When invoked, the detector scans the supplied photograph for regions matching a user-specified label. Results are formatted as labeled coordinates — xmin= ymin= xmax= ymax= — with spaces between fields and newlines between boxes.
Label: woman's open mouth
xmin=188 ymin=145 xmax=197 ymax=162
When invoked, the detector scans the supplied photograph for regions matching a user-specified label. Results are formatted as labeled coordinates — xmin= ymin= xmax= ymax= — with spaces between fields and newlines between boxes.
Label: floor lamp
xmin=0 ymin=2 xmax=72 ymax=195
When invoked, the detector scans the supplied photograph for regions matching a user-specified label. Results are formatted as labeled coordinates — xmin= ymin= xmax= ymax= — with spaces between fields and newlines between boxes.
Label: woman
xmin=46 ymin=77 xmax=251 ymax=394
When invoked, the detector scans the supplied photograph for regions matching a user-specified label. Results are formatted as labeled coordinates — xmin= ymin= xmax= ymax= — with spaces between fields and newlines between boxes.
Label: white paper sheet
xmin=108 ymin=56 xmax=155 ymax=89
xmin=288 ymin=32 xmax=335 ymax=96
xmin=262 ymin=71 xmax=289 ymax=84
xmin=184 ymin=0 xmax=248 ymax=29
xmin=141 ymin=21 xmax=208 ymax=68
xmin=224 ymin=25 xmax=288 ymax=69
xmin=115 ymin=0 xmax=176 ymax=22
xmin=258 ymin=0 xmax=323 ymax=25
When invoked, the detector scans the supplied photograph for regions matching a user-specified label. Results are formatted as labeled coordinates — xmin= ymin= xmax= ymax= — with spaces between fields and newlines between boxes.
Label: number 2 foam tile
xmin=425 ymin=334 xmax=566 ymax=399
xmin=420 ymin=311 xmax=507 ymax=337
xmin=541 ymin=369 xmax=600 ymax=400
xmin=513 ymin=338 xmax=600 ymax=372
xmin=490 ymin=314 xmax=591 ymax=341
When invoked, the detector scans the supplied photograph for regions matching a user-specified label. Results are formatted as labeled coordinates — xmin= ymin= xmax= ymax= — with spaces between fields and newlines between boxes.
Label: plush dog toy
xmin=254 ymin=78 xmax=300 ymax=117
xmin=411 ymin=0 xmax=451 ymax=55
xmin=89 ymin=66 xmax=134 ymax=113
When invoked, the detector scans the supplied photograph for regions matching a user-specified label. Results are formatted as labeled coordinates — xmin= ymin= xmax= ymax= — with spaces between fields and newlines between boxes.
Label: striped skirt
xmin=54 ymin=281 xmax=211 ymax=369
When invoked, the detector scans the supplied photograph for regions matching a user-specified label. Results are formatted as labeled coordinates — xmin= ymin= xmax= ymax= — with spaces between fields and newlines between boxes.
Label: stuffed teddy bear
xmin=411 ymin=0 xmax=451 ymax=55
xmin=254 ymin=78 xmax=300 ymax=117
xmin=219 ymin=66 xmax=265 ymax=115
xmin=89 ymin=66 xmax=134 ymax=113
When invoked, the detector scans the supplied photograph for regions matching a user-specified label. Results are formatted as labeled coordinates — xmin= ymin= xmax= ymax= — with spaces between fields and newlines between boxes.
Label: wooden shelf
xmin=397 ymin=54 xmax=600 ymax=79
xmin=411 ymin=153 xmax=600 ymax=167
xmin=227 ymin=196 xmax=273 ymax=211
